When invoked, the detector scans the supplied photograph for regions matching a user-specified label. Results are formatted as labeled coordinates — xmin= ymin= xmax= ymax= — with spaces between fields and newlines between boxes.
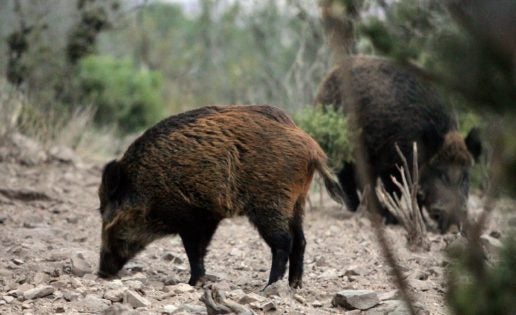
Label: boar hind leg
xmin=249 ymin=208 xmax=293 ymax=287
xmin=180 ymin=218 xmax=220 ymax=286
xmin=288 ymin=200 xmax=306 ymax=289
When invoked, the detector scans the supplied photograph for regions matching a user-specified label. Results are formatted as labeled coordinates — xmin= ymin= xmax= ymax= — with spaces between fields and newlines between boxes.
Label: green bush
xmin=294 ymin=106 xmax=353 ymax=170
xmin=77 ymin=55 xmax=164 ymax=133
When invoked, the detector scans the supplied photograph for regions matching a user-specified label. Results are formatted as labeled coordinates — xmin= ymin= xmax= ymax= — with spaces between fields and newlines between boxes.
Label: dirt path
xmin=0 ymin=156 xmax=512 ymax=314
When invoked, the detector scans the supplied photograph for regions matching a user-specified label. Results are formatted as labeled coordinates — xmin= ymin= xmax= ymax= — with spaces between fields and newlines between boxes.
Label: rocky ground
xmin=0 ymin=134 xmax=514 ymax=315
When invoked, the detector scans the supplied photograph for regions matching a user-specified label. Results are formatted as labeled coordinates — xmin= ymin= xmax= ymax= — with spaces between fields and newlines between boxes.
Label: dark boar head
xmin=419 ymin=129 xmax=482 ymax=233
xmin=97 ymin=160 xmax=156 ymax=278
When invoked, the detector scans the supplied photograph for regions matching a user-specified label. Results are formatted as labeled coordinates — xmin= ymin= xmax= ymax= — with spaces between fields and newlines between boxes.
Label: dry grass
xmin=376 ymin=142 xmax=430 ymax=252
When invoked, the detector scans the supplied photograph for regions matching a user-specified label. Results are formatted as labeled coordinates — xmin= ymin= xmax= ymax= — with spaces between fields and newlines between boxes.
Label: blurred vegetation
xmin=294 ymin=106 xmax=353 ymax=169
xmin=77 ymin=55 xmax=164 ymax=132
xmin=0 ymin=0 xmax=331 ymax=137
xmin=447 ymin=234 xmax=516 ymax=315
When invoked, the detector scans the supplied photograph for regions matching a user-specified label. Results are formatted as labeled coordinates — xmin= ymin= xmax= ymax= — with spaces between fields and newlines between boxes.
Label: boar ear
xmin=465 ymin=127 xmax=482 ymax=162
xmin=102 ymin=160 xmax=123 ymax=200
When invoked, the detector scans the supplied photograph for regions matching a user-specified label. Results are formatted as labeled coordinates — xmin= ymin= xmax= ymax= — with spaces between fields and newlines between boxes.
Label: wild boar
xmin=315 ymin=56 xmax=482 ymax=232
xmin=97 ymin=105 xmax=346 ymax=288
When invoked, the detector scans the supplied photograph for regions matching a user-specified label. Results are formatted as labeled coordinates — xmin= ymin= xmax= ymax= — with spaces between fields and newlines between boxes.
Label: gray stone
xmin=364 ymin=300 xmax=428 ymax=315
xmin=174 ymin=304 xmax=207 ymax=314
xmin=318 ymin=268 xmax=338 ymax=279
xmin=3 ymin=295 xmax=15 ymax=303
xmin=378 ymin=290 xmax=399 ymax=301
xmin=163 ymin=304 xmax=178 ymax=314
xmin=23 ymin=285 xmax=54 ymax=300
xmin=70 ymin=252 xmax=93 ymax=277
xmin=124 ymin=280 xmax=144 ymax=291
xmin=12 ymin=258 xmax=24 ymax=265
xmin=239 ymin=292 xmax=265 ymax=304
xmin=332 ymin=290 xmax=380 ymax=310
xmin=260 ymin=300 xmax=277 ymax=312
xmin=54 ymin=306 xmax=66 ymax=313
xmin=170 ymin=283 xmax=194 ymax=294
xmin=263 ymin=281 xmax=291 ymax=298
xmin=162 ymin=253 xmax=184 ymax=264
xmin=294 ymin=293 xmax=306 ymax=304
xmin=312 ymin=300 xmax=323 ymax=307
xmin=104 ymin=288 xmax=126 ymax=302
xmin=124 ymin=289 xmax=151 ymax=308
xmin=63 ymin=290 xmax=81 ymax=301
xmin=48 ymin=146 xmax=78 ymax=164
xmin=103 ymin=303 xmax=139 ymax=315
xmin=75 ymin=295 xmax=111 ymax=313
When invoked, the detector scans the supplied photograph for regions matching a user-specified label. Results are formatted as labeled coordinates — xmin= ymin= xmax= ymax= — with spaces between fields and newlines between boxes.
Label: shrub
xmin=77 ymin=55 xmax=164 ymax=133
xmin=294 ymin=106 xmax=353 ymax=170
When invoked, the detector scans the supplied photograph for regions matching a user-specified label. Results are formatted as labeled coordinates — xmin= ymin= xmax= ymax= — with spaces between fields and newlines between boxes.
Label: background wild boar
xmin=97 ymin=105 xmax=345 ymax=288
xmin=315 ymin=56 xmax=482 ymax=232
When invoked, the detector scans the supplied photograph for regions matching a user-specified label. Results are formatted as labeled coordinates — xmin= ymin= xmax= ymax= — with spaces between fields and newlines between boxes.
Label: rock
xmin=104 ymin=288 xmax=126 ymax=302
xmin=239 ymin=292 xmax=265 ymax=304
xmin=170 ymin=283 xmax=195 ymax=294
xmin=227 ymin=289 xmax=245 ymax=300
xmin=124 ymin=289 xmax=151 ymax=308
xmin=263 ymin=281 xmax=291 ymax=298
xmin=103 ymin=279 xmax=122 ymax=289
xmin=63 ymin=290 xmax=81 ymax=302
xmin=164 ymin=275 xmax=180 ymax=286
xmin=364 ymin=300 xmax=429 ymax=315
xmin=122 ymin=272 xmax=147 ymax=281
xmin=318 ymin=268 xmax=338 ymax=279
xmin=3 ymin=295 xmax=15 ymax=303
xmin=12 ymin=258 xmax=24 ymax=265
xmin=70 ymin=277 xmax=83 ymax=289
xmin=344 ymin=265 xmax=368 ymax=276
xmin=21 ymin=301 xmax=32 ymax=309
xmin=124 ymin=280 xmax=144 ymax=291
xmin=75 ymin=295 xmax=111 ymax=313
xmin=312 ymin=300 xmax=323 ymax=307
xmin=260 ymin=300 xmax=277 ymax=312
xmin=23 ymin=285 xmax=55 ymax=300
xmin=332 ymin=290 xmax=380 ymax=310
xmin=163 ymin=304 xmax=178 ymax=314
xmin=174 ymin=304 xmax=207 ymax=314
xmin=162 ymin=253 xmax=184 ymax=264
xmin=32 ymin=272 xmax=48 ymax=285
xmin=378 ymin=290 xmax=399 ymax=301
xmin=70 ymin=252 xmax=93 ymax=277
xmin=48 ymin=146 xmax=78 ymax=164
xmin=54 ymin=306 xmax=65 ymax=313
xmin=103 ymin=303 xmax=139 ymax=315
xmin=294 ymin=294 xmax=306 ymax=304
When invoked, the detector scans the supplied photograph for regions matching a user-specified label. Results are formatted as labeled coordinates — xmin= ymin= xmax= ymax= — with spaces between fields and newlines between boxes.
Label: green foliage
xmin=294 ymin=106 xmax=353 ymax=169
xmin=77 ymin=55 xmax=164 ymax=133
xmin=447 ymin=235 xmax=516 ymax=315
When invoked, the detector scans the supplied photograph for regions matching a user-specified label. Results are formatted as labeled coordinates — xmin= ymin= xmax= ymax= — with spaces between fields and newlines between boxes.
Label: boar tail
xmin=314 ymin=158 xmax=348 ymax=206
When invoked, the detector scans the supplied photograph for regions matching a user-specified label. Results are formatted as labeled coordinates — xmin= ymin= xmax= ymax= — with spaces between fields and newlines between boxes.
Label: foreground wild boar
xmin=97 ymin=105 xmax=345 ymax=288
xmin=315 ymin=56 xmax=482 ymax=232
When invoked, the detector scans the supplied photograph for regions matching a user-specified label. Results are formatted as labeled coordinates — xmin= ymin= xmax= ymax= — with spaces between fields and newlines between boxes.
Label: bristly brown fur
xmin=432 ymin=132 xmax=473 ymax=166
xmin=97 ymin=104 xmax=346 ymax=288
xmin=315 ymin=55 xmax=481 ymax=232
